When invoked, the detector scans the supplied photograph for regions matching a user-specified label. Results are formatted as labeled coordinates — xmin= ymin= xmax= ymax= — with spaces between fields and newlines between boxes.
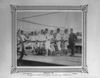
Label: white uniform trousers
xmin=56 ymin=41 xmax=61 ymax=51
xmin=50 ymin=43 xmax=55 ymax=52
xmin=64 ymin=41 xmax=68 ymax=50
xmin=45 ymin=40 xmax=51 ymax=50
xmin=31 ymin=42 xmax=36 ymax=50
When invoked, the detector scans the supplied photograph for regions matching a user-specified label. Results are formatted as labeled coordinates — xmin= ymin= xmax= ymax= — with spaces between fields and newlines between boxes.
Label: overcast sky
xmin=17 ymin=12 xmax=82 ymax=33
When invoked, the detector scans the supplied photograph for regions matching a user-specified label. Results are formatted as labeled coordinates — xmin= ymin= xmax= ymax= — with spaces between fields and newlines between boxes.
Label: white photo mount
xmin=11 ymin=5 xmax=88 ymax=74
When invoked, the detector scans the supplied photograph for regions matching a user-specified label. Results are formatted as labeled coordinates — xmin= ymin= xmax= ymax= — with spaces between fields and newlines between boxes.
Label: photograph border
xmin=11 ymin=5 xmax=88 ymax=73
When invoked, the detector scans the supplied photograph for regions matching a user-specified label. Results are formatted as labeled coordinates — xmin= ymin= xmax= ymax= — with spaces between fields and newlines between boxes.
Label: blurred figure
xmin=30 ymin=31 xmax=36 ymax=54
xmin=19 ymin=30 xmax=27 ymax=52
xmin=35 ymin=31 xmax=40 ymax=48
xmin=24 ymin=33 xmax=32 ymax=55
xmin=62 ymin=29 xmax=69 ymax=54
xmin=69 ymin=28 xmax=77 ymax=56
xmin=20 ymin=30 xmax=27 ymax=41
xmin=18 ymin=30 xmax=31 ymax=55
xmin=17 ymin=29 xmax=22 ymax=53
xmin=42 ymin=30 xmax=46 ymax=49
xmin=55 ymin=28 xmax=62 ymax=55
xmin=45 ymin=28 xmax=51 ymax=56
xmin=49 ymin=30 xmax=55 ymax=55
xmin=39 ymin=29 xmax=44 ymax=49
xmin=25 ymin=33 xmax=31 ymax=41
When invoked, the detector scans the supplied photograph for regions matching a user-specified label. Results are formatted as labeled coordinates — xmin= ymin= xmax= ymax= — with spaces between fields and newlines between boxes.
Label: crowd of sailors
xmin=17 ymin=28 xmax=77 ymax=56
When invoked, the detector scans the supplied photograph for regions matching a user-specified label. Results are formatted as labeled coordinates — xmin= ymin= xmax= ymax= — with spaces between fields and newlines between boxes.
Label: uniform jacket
xmin=69 ymin=33 xmax=77 ymax=46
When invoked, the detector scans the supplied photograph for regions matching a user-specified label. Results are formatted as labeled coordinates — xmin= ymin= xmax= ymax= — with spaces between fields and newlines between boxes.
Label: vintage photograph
xmin=17 ymin=11 xmax=82 ymax=66
xmin=11 ymin=5 xmax=87 ymax=73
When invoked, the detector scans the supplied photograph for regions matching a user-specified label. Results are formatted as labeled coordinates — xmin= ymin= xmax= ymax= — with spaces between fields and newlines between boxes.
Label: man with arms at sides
xmin=62 ymin=29 xmax=69 ymax=54
xmin=55 ymin=28 xmax=62 ymax=55
xmin=69 ymin=28 xmax=77 ymax=57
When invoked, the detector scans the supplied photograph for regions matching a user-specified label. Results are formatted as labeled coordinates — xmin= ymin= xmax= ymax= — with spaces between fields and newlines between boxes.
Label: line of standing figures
xmin=17 ymin=28 xmax=77 ymax=57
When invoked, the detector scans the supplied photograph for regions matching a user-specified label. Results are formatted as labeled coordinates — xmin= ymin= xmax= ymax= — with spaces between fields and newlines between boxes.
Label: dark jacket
xmin=69 ymin=33 xmax=77 ymax=47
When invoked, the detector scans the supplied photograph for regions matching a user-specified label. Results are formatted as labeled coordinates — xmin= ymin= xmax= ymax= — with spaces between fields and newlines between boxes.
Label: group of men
xmin=17 ymin=28 xmax=77 ymax=57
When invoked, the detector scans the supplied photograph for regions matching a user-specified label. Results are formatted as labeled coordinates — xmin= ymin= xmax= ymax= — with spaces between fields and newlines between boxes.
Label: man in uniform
xmin=62 ymin=29 xmax=69 ymax=54
xmin=30 ymin=31 xmax=36 ymax=54
xmin=38 ymin=29 xmax=45 ymax=55
xmin=39 ymin=30 xmax=44 ymax=49
xmin=55 ymin=28 xmax=62 ymax=55
xmin=45 ymin=28 xmax=51 ymax=56
xmin=34 ymin=31 xmax=40 ymax=54
xmin=24 ymin=33 xmax=32 ymax=55
xmin=19 ymin=30 xmax=31 ymax=55
xmin=20 ymin=30 xmax=27 ymax=42
xmin=49 ymin=30 xmax=55 ymax=55
xmin=19 ymin=30 xmax=27 ymax=51
xmin=68 ymin=28 xmax=77 ymax=56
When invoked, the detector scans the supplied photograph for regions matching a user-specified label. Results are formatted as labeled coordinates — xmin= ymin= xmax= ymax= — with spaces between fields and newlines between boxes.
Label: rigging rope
xmin=22 ymin=12 xmax=59 ymax=19
xmin=18 ymin=19 xmax=81 ymax=29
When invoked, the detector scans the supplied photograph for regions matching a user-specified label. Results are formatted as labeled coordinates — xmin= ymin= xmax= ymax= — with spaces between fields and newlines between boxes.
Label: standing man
xmin=35 ymin=31 xmax=41 ymax=54
xmin=40 ymin=30 xmax=46 ymax=54
xmin=69 ymin=28 xmax=77 ymax=56
xmin=45 ymin=28 xmax=51 ymax=56
xmin=55 ymin=28 xmax=62 ymax=55
xmin=20 ymin=30 xmax=27 ymax=42
xmin=19 ymin=30 xmax=27 ymax=51
xmin=49 ymin=30 xmax=55 ymax=55
xmin=30 ymin=31 xmax=36 ymax=54
xmin=62 ymin=29 xmax=69 ymax=54
xmin=39 ymin=29 xmax=44 ymax=49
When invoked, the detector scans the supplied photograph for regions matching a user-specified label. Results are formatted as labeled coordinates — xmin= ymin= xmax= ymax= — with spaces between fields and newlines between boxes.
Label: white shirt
xmin=35 ymin=35 xmax=38 ymax=41
xmin=45 ymin=33 xmax=50 ymax=40
xmin=20 ymin=34 xmax=27 ymax=41
xmin=63 ymin=33 xmax=69 ymax=40
xmin=56 ymin=33 xmax=61 ymax=40
xmin=31 ymin=35 xmax=36 ymax=41
xmin=45 ymin=33 xmax=51 ymax=49
xmin=49 ymin=34 xmax=54 ymax=41
xmin=41 ymin=34 xmax=46 ymax=41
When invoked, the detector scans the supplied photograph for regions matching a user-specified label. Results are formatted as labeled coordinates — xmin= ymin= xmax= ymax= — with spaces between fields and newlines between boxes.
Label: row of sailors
xmin=18 ymin=28 xmax=69 ymax=55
